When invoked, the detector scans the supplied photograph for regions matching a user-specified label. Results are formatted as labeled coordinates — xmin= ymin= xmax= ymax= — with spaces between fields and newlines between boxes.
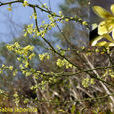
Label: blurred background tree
xmin=54 ymin=0 xmax=89 ymax=47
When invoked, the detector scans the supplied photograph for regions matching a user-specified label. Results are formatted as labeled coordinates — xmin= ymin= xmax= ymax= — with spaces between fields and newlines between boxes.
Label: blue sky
xmin=0 ymin=0 xmax=64 ymax=42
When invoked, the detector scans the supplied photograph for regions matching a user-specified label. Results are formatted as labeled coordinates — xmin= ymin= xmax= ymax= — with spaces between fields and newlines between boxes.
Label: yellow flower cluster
xmin=32 ymin=13 xmax=37 ymax=19
xmin=82 ymin=78 xmax=95 ymax=88
xmin=7 ymin=4 xmax=12 ymax=11
xmin=7 ymin=42 xmax=34 ymax=57
xmin=39 ymin=53 xmax=50 ymax=61
xmin=56 ymin=59 xmax=72 ymax=69
xmin=23 ymin=0 xmax=29 ymax=7
xmin=0 ymin=64 xmax=13 ymax=75
xmin=13 ymin=92 xmax=19 ymax=106
xmin=109 ymin=69 xmax=114 ymax=78
xmin=7 ymin=42 xmax=35 ymax=70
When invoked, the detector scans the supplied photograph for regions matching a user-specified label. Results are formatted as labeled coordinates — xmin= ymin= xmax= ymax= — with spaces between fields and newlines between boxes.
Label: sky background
xmin=0 ymin=0 xmax=64 ymax=42
xmin=1 ymin=0 xmax=114 ymax=43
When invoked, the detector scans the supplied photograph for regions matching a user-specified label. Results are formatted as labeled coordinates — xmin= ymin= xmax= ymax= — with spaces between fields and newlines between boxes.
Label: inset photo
xmin=90 ymin=0 xmax=114 ymax=46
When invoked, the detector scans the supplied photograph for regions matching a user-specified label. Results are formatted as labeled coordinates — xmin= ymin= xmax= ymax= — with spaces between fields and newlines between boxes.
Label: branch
xmin=83 ymin=54 xmax=114 ymax=106
xmin=0 ymin=0 xmax=90 ymax=29
xmin=35 ymin=93 xmax=114 ymax=103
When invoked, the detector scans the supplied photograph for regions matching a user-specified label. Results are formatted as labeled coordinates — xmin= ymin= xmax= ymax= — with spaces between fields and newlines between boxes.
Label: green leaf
xmin=98 ymin=21 xmax=108 ymax=35
xmin=91 ymin=36 xmax=104 ymax=46
xmin=103 ymin=34 xmax=113 ymax=42
xmin=111 ymin=4 xmax=114 ymax=15
xmin=95 ymin=41 xmax=107 ymax=46
xmin=112 ymin=29 xmax=114 ymax=40
xmin=95 ymin=41 xmax=114 ymax=47
xmin=92 ymin=6 xmax=112 ymax=19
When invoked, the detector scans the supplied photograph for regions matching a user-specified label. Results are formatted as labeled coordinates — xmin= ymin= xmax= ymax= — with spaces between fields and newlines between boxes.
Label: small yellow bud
xmin=23 ymin=0 xmax=28 ymax=7
xmin=82 ymin=21 xmax=88 ymax=25
xmin=65 ymin=18 xmax=69 ymax=22
xmin=7 ymin=7 xmax=12 ymax=11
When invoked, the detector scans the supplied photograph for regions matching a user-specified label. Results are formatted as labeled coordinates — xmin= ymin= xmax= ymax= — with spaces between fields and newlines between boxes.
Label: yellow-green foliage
xmin=0 ymin=1 xmax=114 ymax=113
